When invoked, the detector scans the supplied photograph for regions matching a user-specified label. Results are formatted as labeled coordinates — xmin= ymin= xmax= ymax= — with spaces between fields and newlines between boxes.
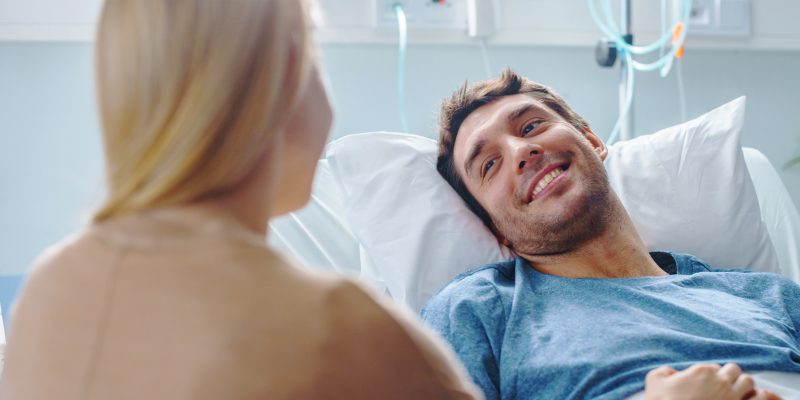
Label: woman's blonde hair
xmin=93 ymin=0 xmax=313 ymax=222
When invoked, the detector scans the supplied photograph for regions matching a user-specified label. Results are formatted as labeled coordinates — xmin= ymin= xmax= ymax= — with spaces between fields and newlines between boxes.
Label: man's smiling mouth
xmin=528 ymin=163 xmax=570 ymax=203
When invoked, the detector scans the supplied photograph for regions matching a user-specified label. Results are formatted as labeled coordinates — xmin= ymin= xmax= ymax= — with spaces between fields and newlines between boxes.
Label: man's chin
xmin=507 ymin=194 xmax=610 ymax=253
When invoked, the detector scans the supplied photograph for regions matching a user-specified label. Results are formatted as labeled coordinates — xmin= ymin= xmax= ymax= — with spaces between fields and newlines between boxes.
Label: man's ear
xmin=489 ymin=224 xmax=512 ymax=248
xmin=583 ymin=128 xmax=608 ymax=161
xmin=495 ymin=231 xmax=518 ymax=255
xmin=497 ymin=232 xmax=512 ymax=249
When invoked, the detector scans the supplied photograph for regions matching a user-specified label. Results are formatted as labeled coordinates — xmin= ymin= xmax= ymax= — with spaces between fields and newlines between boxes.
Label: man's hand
xmin=644 ymin=363 xmax=782 ymax=400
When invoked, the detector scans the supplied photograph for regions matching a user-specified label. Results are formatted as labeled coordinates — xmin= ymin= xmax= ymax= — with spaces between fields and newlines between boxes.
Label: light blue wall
xmin=1 ymin=42 xmax=103 ymax=278
xmin=1 ymin=41 xmax=799 ymax=278
xmin=321 ymin=43 xmax=800 ymax=205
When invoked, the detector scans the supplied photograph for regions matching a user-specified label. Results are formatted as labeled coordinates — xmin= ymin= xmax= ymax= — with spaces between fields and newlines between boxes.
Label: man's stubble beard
xmin=495 ymin=150 xmax=615 ymax=256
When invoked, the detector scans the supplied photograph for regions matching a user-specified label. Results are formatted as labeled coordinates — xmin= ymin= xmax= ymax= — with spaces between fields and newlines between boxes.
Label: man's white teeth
xmin=533 ymin=168 xmax=563 ymax=197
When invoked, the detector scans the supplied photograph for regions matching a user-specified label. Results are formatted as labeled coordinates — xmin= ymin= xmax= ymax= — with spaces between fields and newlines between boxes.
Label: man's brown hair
xmin=436 ymin=68 xmax=591 ymax=230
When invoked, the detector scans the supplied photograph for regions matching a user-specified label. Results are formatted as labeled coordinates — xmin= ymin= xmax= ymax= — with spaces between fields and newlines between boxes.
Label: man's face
xmin=453 ymin=94 xmax=612 ymax=255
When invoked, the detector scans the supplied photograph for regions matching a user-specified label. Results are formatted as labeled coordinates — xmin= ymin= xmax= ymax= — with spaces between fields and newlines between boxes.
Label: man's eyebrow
xmin=507 ymin=103 xmax=538 ymax=124
xmin=464 ymin=138 xmax=487 ymax=179
xmin=463 ymin=103 xmax=540 ymax=179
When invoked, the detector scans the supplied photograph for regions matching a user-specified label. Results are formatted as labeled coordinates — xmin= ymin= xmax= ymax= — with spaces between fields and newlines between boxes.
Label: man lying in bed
xmin=422 ymin=69 xmax=800 ymax=399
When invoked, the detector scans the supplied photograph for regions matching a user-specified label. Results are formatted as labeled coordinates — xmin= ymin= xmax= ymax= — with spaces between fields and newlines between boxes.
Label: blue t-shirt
xmin=421 ymin=253 xmax=800 ymax=400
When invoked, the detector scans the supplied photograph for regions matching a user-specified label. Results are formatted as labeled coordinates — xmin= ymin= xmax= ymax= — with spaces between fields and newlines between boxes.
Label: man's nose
xmin=510 ymin=139 xmax=542 ymax=174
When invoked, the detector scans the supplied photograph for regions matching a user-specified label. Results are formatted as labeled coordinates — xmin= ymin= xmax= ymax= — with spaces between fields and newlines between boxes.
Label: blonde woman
xmin=0 ymin=1 xmax=479 ymax=399
xmin=0 ymin=1 xmax=779 ymax=400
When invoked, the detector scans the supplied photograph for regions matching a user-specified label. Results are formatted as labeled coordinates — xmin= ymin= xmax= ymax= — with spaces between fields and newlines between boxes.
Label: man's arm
xmin=421 ymin=277 xmax=507 ymax=400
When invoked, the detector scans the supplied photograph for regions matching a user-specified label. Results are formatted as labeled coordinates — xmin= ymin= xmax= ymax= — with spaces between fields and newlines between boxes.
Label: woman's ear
xmin=583 ymin=128 xmax=608 ymax=161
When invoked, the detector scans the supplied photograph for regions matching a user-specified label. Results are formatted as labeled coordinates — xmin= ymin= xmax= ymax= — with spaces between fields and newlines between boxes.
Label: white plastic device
xmin=467 ymin=0 xmax=497 ymax=37
xmin=373 ymin=0 xmax=467 ymax=29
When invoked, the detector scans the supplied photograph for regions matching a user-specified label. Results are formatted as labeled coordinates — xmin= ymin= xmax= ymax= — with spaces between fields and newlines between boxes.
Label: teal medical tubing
xmin=660 ymin=0 xmax=667 ymax=60
xmin=588 ymin=0 xmax=691 ymax=143
xmin=589 ymin=0 xmax=690 ymax=57
xmin=606 ymin=51 xmax=635 ymax=145
xmin=394 ymin=2 xmax=410 ymax=133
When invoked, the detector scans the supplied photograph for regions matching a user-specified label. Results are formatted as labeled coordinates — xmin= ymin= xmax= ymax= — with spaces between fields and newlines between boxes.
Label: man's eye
xmin=523 ymin=120 xmax=542 ymax=136
xmin=482 ymin=159 xmax=496 ymax=177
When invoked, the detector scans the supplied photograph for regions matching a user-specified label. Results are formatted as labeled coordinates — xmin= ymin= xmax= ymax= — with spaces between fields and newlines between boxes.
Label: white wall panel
xmin=0 ymin=0 xmax=101 ymax=40
xmin=1 ymin=0 xmax=799 ymax=50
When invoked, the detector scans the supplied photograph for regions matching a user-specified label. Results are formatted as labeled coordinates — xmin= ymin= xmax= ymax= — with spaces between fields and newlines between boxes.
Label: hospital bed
xmin=269 ymin=145 xmax=800 ymax=290
xmin=269 ymin=123 xmax=800 ymax=398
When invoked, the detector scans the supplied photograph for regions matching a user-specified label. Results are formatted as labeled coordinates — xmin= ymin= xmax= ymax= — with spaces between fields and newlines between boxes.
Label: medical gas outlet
xmin=374 ymin=0 xmax=467 ymax=29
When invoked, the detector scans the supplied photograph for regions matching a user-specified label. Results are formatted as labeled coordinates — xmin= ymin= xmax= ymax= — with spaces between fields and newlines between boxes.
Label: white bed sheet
xmin=267 ymin=159 xmax=361 ymax=275
xmin=743 ymin=148 xmax=800 ymax=282
xmin=752 ymin=372 xmax=800 ymax=399
xmin=627 ymin=372 xmax=800 ymax=399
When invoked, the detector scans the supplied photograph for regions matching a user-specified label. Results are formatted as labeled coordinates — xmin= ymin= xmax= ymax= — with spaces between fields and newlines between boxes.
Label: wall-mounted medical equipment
xmin=592 ymin=0 xmax=692 ymax=144
xmin=688 ymin=0 xmax=751 ymax=37
xmin=374 ymin=0 xmax=467 ymax=29
xmin=467 ymin=0 xmax=497 ymax=38
xmin=392 ymin=2 xmax=410 ymax=132
xmin=380 ymin=0 xmax=499 ymax=132
xmin=592 ymin=0 xmax=751 ymax=144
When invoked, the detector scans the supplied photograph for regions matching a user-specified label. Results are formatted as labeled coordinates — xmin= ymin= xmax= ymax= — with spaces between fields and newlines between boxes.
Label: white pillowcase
xmin=327 ymin=134 xmax=512 ymax=305
xmin=605 ymin=97 xmax=778 ymax=274
xmin=326 ymin=97 xmax=780 ymax=311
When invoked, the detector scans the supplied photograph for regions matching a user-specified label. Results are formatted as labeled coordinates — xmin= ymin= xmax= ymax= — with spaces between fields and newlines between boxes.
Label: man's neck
xmin=518 ymin=209 xmax=667 ymax=279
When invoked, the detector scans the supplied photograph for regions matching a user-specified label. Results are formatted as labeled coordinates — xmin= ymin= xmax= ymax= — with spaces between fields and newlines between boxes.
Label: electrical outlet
xmin=373 ymin=0 xmax=467 ymax=29
xmin=680 ymin=0 xmax=751 ymax=37
xmin=689 ymin=0 xmax=713 ymax=27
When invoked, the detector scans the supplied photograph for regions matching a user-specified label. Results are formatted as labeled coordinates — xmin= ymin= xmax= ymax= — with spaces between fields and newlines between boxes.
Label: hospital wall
xmin=1 ymin=41 xmax=799 ymax=277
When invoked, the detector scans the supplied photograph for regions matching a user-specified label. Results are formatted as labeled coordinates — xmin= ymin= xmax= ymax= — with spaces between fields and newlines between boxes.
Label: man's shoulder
xmin=669 ymin=252 xmax=756 ymax=275
xmin=422 ymin=258 xmax=517 ymax=316
xmin=441 ymin=257 xmax=516 ymax=293
xmin=670 ymin=252 xmax=800 ymax=290
xmin=668 ymin=252 xmax=715 ymax=274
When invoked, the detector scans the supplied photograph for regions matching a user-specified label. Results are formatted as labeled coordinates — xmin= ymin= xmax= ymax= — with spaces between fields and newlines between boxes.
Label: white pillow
xmin=605 ymin=97 xmax=778 ymax=275
xmin=327 ymin=134 xmax=512 ymax=305
xmin=326 ymin=97 xmax=780 ymax=311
